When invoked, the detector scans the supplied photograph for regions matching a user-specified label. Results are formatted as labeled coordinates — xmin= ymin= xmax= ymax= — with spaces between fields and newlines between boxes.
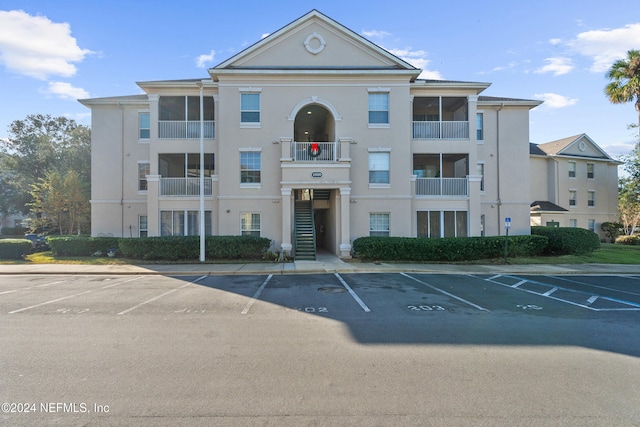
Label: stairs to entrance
xmin=294 ymin=200 xmax=316 ymax=260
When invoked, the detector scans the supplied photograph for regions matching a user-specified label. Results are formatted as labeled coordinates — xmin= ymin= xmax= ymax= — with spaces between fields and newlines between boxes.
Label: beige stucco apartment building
xmin=530 ymin=134 xmax=620 ymax=240
xmin=80 ymin=10 xmax=542 ymax=259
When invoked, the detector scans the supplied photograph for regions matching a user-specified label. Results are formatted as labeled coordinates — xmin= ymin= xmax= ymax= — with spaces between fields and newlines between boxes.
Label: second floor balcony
xmin=160 ymin=177 xmax=213 ymax=197
xmin=412 ymin=121 xmax=469 ymax=140
xmin=416 ymin=177 xmax=468 ymax=197
xmin=159 ymin=120 xmax=215 ymax=139
xmin=290 ymin=141 xmax=340 ymax=162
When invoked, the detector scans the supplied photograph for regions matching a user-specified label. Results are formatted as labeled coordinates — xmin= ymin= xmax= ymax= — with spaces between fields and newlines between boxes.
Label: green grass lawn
xmin=1 ymin=243 xmax=639 ymax=265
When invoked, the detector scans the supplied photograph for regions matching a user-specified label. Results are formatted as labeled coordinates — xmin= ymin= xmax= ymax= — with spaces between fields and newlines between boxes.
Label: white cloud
xmin=43 ymin=81 xmax=89 ymax=100
xmin=386 ymin=47 xmax=443 ymax=80
xmin=261 ymin=33 xmax=270 ymax=40
xmin=567 ymin=23 xmax=640 ymax=72
xmin=535 ymin=57 xmax=574 ymax=76
xmin=196 ymin=50 xmax=215 ymax=68
xmin=533 ymin=92 xmax=578 ymax=108
xmin=0 ymin=10 xmax=92 ymax=80
xmin=362 ymin=29 xmax=391 ymax=39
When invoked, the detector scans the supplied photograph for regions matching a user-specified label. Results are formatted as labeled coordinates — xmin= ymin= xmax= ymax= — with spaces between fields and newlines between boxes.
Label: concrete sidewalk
xmin=0 ymin=251 xmax=638 ymax=276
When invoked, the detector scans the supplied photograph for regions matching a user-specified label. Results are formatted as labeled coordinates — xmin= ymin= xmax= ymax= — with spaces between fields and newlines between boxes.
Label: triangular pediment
xmin=210 ymin=10 xmax=419 ymax=78
xmin=538 ymin=134 xmax=613 ymax=160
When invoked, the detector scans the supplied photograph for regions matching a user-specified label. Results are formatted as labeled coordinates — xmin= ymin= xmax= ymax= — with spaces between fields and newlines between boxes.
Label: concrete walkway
xmin=0 ymin=251 xmax=638 ymax=275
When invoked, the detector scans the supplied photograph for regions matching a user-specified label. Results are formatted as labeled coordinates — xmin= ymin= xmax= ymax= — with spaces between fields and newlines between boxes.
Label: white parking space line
xmin=118 ymin=275 xmax=207 ymax=315
xmin=401 ymin=273 xmax=490 ymax=312
xmin=9 ymin=277 xmax=143 ymax=314
xmin=334 ymin=273 xmax=371 ymax=312
xmin=0 ymin=280 xmax=65 ymax=295
xmin=548 ymin=275 xmax=640 ymax=298
xmin=513 ymin=280 xmax=527 ymax=288
xmin=543 ymin=287 xmax=558 ymax=296
xmin=241 ymin=274 xmax=273 ymax=315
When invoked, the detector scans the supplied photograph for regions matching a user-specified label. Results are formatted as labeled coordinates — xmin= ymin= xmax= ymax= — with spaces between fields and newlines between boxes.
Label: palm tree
xmin=605 ymin=49 xmax=640 ymax=132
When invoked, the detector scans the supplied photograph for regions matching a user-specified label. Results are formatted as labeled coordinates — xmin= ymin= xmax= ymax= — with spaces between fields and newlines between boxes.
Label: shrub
xmin=531 ymin=226 xmax=600 ymax=255
xmin=0 ymin=239 xmax=32 ymax=259
xmin=352 ymin=235 xmax=547 ymax=262
xmin=601 ymin=222 xmax=623 ymax=243
xmin=48 ymin=236 xmax=122 ymax=256
xmin=615 ymin=235 xmax=640 ymax=245
xmin=1 ymin=226 xmax=28 ymax=236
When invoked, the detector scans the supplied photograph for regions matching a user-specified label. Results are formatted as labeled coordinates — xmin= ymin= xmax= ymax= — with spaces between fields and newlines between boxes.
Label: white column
xmin=280 ymin=187 xmax=292 ymax=255
xmin=339 ymin=187 xmax=351 ymax=258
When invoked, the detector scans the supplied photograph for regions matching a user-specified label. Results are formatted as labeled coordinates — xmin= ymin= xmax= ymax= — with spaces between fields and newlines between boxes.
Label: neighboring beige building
xmin=530 ymin=134 xmax=620 ymax=240
xmin=80 ymin=10 xmax=541 ymax=259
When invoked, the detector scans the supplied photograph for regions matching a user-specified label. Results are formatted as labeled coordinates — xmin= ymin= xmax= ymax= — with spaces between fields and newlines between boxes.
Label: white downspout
xmin=496 ymin=103 xmax=504 ymax=235
xmin=198 ymin=82 xmax=205 ymax=262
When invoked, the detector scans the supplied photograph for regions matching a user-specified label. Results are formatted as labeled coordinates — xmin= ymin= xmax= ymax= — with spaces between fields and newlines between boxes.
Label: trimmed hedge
xmin=531 ymin=226 xmax=600 ymax=255
xmin=0 ymin=239 xmax=32 ymax=259
xmin=48 ymin=235 xmax=272 ymax=260
xmin=1 ymin=226 xmax=28 ymax=236
xmin=352 ymin=235 xmax=548 ymax=262
xmin=48 ymin=236 xmax=121 ymax=256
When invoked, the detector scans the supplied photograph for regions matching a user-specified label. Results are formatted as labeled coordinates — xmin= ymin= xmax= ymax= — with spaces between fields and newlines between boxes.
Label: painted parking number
xmin=295 ymin=307 xmax=328 ymax=313
xmin=517 ymin=304 xmax=543 ymax=310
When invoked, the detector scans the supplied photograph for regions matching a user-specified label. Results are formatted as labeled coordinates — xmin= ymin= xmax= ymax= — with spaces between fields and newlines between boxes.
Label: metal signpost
xmin=504 ymin=217 xmax=511 ymax=263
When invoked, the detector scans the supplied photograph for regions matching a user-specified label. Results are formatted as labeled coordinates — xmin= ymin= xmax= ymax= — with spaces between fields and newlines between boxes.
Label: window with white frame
xmin=160 ymin=210 xmax=211 ymax=236
xmin=138 ymin=162 xmax=150 ymax=192
xmin=417 ymin=210 xmax=468 ymax=238
xmin=369 ymin=152 xmax=390 ymax=184
xmin=588 ymin=190 xmax=595 ymax=207
xmin=240 ymin=93 xmax=260 ymax=124
xmin=139 ymin=112 xmax=150 ymax=140
xmin=569 ymin=219 xmax=577 ymax=228
xmin=139 ymin=215 xmax=148 ymax=237
xmin=241 ymin=212 xmax=261 ymax=236
xmin=476 ymin=162 xmax=485 ymax=191
xmin=369 ymin=213 xmax=390 ymax=237
xmin=587 ymin=163 xmax=594 ymax=179
xmin=476 ymin=112 xmax=484 ymax=140
xmin=368 ymin=92 xmax=389 ymax=125
xmin=588 ymin=219 xmax=595 ymax=232
xmin=240 ymin=151 xmax=261 ymax=184
xmin=569 ymin=190 xmax=577 ymax=206
xmin=568 ymin=161 xmax=576 ymax=178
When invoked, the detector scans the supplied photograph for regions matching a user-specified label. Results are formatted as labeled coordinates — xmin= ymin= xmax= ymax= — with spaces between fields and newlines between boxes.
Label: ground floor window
xmin=241 ymin=212 xmax=261 ymax=236
xmin=160 ymin=210 xmax=211 ymax=236
xmin=417 ymin=210 xmax=468 ymax=238
xmin=369 ymin=213 xmax=390 ymax=237
xmin=588 ymin=219 xmax=596 ymax=232
xmin=139 ymin=215 xmax=148 ymax=237
xmin=569 ymin=219 xmax=577 ymax=228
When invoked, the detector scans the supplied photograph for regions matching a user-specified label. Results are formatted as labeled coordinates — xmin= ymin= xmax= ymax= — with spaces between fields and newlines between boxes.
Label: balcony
xmin=290 ymin=141 xmax=340 ymax=162
xmin=160 ymin=177 xmax=212 ymax=196
xmin=412 ymin=121 xmax=469 ymax=140
xmin=159 ymin=121 xmax=215 ymax=139
xmin=416 ymin=177 xmax=468 ymax=196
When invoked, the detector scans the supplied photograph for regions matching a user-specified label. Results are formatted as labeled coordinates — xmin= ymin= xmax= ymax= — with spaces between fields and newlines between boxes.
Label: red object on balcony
xmin=310 ymin=142 xmax=320 ymax=156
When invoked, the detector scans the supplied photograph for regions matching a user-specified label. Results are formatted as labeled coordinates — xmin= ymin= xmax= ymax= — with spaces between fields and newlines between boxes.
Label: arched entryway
xmin=293 ymin=104 xmax=334 ymax=142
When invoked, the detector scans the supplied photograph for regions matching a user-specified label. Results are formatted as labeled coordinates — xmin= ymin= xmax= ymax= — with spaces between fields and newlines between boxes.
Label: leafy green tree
xmin=605 ymin=49 xmax=640 ymax=131
xmin=618 ymin=176 xmax=640 ymax=236
xmin=0 ymin=114 xmax=91 ymax=221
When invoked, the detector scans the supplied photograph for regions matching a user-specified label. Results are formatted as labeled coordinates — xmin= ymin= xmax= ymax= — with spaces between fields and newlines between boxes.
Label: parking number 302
xmin=407 ymin=305 xmax=445 ymax=311
xmin=295 ymin=307 xmax=328 ymax=313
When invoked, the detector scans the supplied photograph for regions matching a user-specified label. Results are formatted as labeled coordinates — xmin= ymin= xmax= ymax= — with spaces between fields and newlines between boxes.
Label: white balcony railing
xmin=412 ymin=121 xmax=469 ymax=140
xmin=160 ymin=177 xmax=212 ymax=196
xmin=291 ymin=141 xmax=339 ymax=162
xmin=416 ymin=177 xmax=468 ymax=196
xmin=159 ymin=121 xmax=215 ymax=139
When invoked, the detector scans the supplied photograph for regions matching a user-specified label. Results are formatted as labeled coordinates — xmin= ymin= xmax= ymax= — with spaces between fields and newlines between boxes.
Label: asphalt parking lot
xmin=1 ymin=272 xmax=639 ymax=426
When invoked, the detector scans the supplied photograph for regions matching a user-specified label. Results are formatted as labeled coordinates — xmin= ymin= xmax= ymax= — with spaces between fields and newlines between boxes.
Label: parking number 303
xmin=407 ymin=305 xmax=445 ymax=311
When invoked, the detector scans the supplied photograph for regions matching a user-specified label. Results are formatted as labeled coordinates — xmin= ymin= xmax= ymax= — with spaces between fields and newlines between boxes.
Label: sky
xmin=1 ymin=0 xmax=639 ymax=159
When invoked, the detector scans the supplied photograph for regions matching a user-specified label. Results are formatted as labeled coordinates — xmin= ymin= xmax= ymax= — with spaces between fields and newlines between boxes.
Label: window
xmin=369 ymin=152 xmax=390 ymax=184
xmin=476 ymin=162 xmax=485 ymax=191
xmin=139 ymin=112 xmax=150 ymax=139
xmin=240 ymin=93 xmax=260 ymax=124
xmin=588 ymin=191 xmax=595 ymax=207
xmin=369 ymin=213 xmax=390 ymax=237
xmin=569 ymin=190 xmax=577 ymax=206
xmin=368 ymin=93 xmax=389 ymax=124
xmin=159 ymin=153 xmax=214 ymax=177
xmin=588 ymin=219 xmax=596 ymax=232
xmin=159 ymin=96 xmax=214 ymax=121
xmin=569 ymin=219 xmax=577 ymax=228
xmin=139 ymin=215 xmax=148 ymax=237
xmin=241 ymin=213 xmax=261 ymax=236
xmin=568 ymin=161 xmax=576 ymax=178
xmin=240 ymin=151 xmax=261 ymax=184
xmin=138 ymin=162 xmax=150 ymax=191
xmin=476 ymin=113 xmax=484 ymax=140
xmin=587 ymin=163 xmax=594 ymax=179
xmin=161 ymin=210 xmax=211 ymax=236
xmin=417 ymin=211 xmax=468 ymax=238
